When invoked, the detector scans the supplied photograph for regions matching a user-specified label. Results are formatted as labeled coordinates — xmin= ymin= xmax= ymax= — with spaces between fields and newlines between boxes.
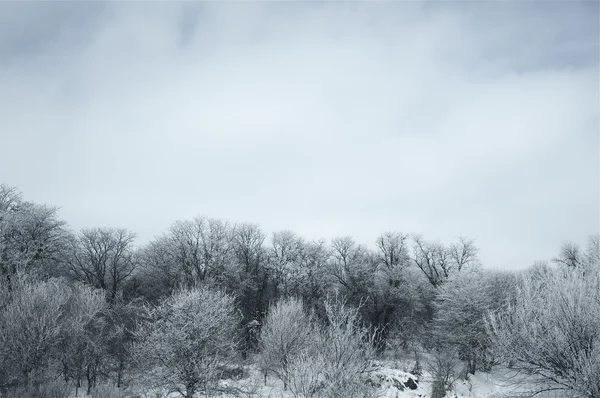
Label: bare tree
xmin=554 ymin=241 xmax=583 ymax=268
xmin=412 ymin=235 xmax=450 ymax=287
xmin=553 ymin=235 xmax=600 ymax=272
xmin=448 ymin=236 xmax=479 ymax=272
xmin=68 ymin=228 xmax=137 ymax=301
xmin=172 ymin=217 xmax=233 ymax=283
xmin=137 ymin=217 xmax=233 ymax=301
xmin=329 ymin=236 xmax=372 ymax=295
xmin=412 ymin=235 xmax=478 ymax=287
xmin=376 ymin=231 xmax=410 ymax=270
xmin=331 ymin=236 xmax=356 ymax=269
xmin=233 ymin=222 xmax=266 ymax=274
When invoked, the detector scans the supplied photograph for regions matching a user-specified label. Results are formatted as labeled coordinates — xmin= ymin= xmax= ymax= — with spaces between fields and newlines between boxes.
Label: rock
xmin=404 ymin=377 xmax=418 ymax=390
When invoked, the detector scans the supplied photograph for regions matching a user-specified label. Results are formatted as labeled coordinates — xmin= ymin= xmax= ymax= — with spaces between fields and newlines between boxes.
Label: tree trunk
xmin=61 ymin=360 xmax=68 ymax=383
xmin=117 ymin=352 xmax=124 ymax=388
xmin=86 ymin=362 xmax=97 ymax=395
xmin=86 ymin=365 xmax=92 ymax=395
xmin=431 ymin=380 xmax=446 ymax=398
xmin=23 ymin=369 xmax=30 ymax=387
xmin=185 ymin=381 xmax=196 ymax=398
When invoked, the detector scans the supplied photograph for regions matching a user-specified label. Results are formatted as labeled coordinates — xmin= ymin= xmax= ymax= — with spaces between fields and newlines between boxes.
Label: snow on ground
xmin=212 ymin=361 xmax=537 ymax=398
xmin=73 ymin=360 xmax=558 ymax=397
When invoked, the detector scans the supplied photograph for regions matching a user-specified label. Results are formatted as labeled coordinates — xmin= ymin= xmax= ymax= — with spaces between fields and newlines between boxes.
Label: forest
xmin=0 ymin=183 xmax=598 ymax=398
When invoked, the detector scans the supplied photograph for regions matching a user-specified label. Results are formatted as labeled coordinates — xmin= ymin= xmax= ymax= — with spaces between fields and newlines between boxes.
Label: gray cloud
xmin=1 ymin=1 xmax=598 ymax=269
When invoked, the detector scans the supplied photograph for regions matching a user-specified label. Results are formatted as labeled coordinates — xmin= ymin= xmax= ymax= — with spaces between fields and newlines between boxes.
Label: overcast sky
xmin=1 ymin=1 xmax=598 ymax=269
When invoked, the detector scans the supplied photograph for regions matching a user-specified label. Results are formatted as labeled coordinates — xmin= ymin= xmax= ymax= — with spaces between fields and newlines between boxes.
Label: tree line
xmin=0 ymin=183 xmax=598 ymax=398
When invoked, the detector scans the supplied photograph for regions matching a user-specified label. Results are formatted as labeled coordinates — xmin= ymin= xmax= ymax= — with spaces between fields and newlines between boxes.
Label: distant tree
xmin=330 ymin=236 xmax=358 ymax=270
xmin=136 ymin=237 xmax=183 ymax=302
xmin=232 ymin=222 xmax=266 ymax=275
xmin=553 ymin=234 xmax=600 ymax=272
xmin=228 ymin=222 xmax=269 ymax=344
xmin=376 ymin=231 xmax=410 ymax=270
xmin=267 ymin=230 xmax=306 ymax=299
xmin=328 ymin=234 xmax=431 ymax=352
xmin=67 ymin=228 xmax=137 ymax=301
xmin=448 ymin=237 xmax=479 ymax=271
xmin=292 ymin=239 xmax=330 ymax=313
xmin=554 ymin=241 xmax=583 ymax=268
xmin=138 ymin=217 xmax=234 ymax=300
xmin=412 ymin=235 xmax=478 ymax=287
xmin=136 ymin=287 xmax=240 ymax=398
xmin=170 ymin=217 xmax=233 ymax=284
xmin=488 ymin=265 xmax=600 ymax=398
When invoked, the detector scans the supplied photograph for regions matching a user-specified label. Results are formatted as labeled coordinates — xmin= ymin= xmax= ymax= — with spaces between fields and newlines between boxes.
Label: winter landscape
xmin=1 ymin=1 xmax=598 ymax=398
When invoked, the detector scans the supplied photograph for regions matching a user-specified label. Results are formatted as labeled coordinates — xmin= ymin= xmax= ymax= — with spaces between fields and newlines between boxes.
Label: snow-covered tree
xmin=0 ymin=184 xmax=70 ymax=281
xmin=311 ymin=297 xmax=377 ymax=398
xmin=266 ymin=230 xmax=306 ymax=299
xmin=260 ymin=296 xmax=377 ymax=398
xmin=259 ymin=297 xmax=315 ymax=390
xmin=432 ymin=267 xmax=518 ymax=375
xmin=433 ymin=268 xmax=485 ymax=374
xmin=488 ymin=265 xmax=600 ymax=398
xmin=0 ymin=275 xmax=105 ymax=390
xmin=137 ymin=217 xmax=234 ymax=301
xmin=136 ymin=287 xmax=240 ymax=398
xmin=329 ymin=234 xmax=435 ymax=352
